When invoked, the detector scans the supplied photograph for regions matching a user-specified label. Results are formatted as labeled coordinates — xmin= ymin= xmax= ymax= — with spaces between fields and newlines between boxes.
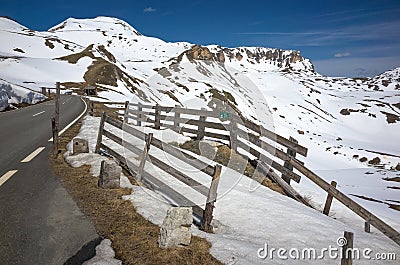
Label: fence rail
xmin=91 ymin=100 xmax=400 ymax=245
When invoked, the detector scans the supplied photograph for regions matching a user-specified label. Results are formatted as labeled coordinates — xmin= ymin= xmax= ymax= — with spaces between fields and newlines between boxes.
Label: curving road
xmin=0 ymin=95 xmax=98 ymax=265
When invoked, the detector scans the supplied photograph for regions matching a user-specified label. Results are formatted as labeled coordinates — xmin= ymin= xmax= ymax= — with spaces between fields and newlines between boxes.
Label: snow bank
xmin=0 ymin=82 xmax=46 ymax=111
xmin=83 ymin=239 xmax=122 ymax=265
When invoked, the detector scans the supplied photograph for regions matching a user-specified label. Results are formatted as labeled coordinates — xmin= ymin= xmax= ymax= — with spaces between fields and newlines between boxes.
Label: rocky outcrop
xmin=184 ymin=45 xmax=225 ymax=63
xmin=226 ymin=47 xmax=312 ymax=70
xmin=177 ymin=44 xmax=314 ymax=72
xmin=186 ymin=45 xmax=213 ymax=60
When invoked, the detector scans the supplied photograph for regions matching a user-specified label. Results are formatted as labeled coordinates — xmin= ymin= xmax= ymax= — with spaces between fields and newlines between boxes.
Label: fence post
xmin=282 ymin=136 xmax=298 ymax=184
xmin=201 ymin=164 xmax=222 ymax=233
xmin=341 ymin=231 xmax=354 ymax=265
xmin=197 ymin=108 xmax=206 ymax=140
xmin=123 ymin=101 xmax=129 ymax=123
xmin=51 ymin=117 xmax=56 ymax=144
xmin=52 ymin=82 xmax=60 ymax=156
xmin=137 ymin=103 xmax=142 ymax=126
xmin=136 ymin=133 xmax=153 ymax=182
xmin=89 ymin=101 xmax=94 ymax=116
xmin=229 ymin=117 xmax=238 ymax=152
xmin=364 ymin=222 xmax=371 ymax=233
xmin=174 ymin=105 xmax=180 ymax=133
xmin=95 ymin=113 xmax=106 ymax=153
xmin=154 ymin=104 xmax=161 ymax=129
xmin=41 ymin=87 xmax=46 ymax=95
xmin=323 ymin=180 xmax=337 ymax=216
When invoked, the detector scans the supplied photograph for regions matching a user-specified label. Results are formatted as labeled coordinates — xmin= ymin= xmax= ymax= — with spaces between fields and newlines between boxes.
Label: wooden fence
xmin=95 ymin=113 xmax=221 ymax=232
xmin=89 ymin=100 xmax=128 ymax=119
xmin=92 ymin=101 xmax=400 ymax=245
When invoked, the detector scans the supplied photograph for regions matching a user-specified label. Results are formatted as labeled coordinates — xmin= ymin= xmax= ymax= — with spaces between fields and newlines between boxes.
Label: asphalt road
xmin=0 ymin=95 xmax=98 ymax=264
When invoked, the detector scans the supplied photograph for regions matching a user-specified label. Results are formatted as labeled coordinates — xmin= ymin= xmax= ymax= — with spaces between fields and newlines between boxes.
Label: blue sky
xmin=1 ymin=0 xmax=399 ymax=77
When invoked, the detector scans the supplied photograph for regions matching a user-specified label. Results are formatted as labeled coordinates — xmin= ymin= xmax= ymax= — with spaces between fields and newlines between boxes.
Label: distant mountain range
xmin=1 ymin=16 xmax=399 ymax=171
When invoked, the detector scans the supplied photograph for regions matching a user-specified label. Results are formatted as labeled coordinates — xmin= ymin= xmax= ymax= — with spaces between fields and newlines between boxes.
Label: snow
xmin=0 ymin=57 xmax=91 ymax=90
xmin=70 ymin=115 xmax=399 ymax=265
xmin=0 ymin=82 xmax=46 ymax=110
xmin=0 ymin=17 xmax=28 ymax=30
xmin=83 ymin=239 xmax=122 ymax=265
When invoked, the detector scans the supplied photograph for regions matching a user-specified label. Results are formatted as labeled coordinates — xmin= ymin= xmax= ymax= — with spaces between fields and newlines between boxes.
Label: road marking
xmin=49 ymin=97 xmax=87 ymax=142
xmin=21 ymin=147 xmax=45 ymax=163
xmin=32 ymin=111 xmax=45 ymax=117
xmin=62 ymin=97 xmax=71 ymax=105
xmin=0 ymin=170 xmax=18 ymax=187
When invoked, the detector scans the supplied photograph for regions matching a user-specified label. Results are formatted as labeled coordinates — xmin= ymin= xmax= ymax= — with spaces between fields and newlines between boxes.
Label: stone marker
xmin=98 ymin=160 xmax=121 ymax=189
xmin=158 ymin=207 xmax=192 ymax=248
xmin=72 ymin=138 xmax=89 ymax=155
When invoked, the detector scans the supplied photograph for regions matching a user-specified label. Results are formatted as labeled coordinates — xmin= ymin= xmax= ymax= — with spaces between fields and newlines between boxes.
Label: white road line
xmin=32 ymin=110 xmax=45 ymax=117
xmin=49 ymin=97 xmax=87 ymax=142
xmin=21 ymin=147 xmax=46 ymax=163
xmin=62 ymin=97 xmax=71 ymax=105
xmin=0 ymin=170 xmax=18 ymax=187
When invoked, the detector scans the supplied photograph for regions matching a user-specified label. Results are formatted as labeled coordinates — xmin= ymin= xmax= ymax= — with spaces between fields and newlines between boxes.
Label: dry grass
xmin=180 ymin=140 xmax=284 ymax=195
xmin=50 ymin=117 xmax=222 ymax=265
xmin=58 ymin=44 xmax=96 ymax=64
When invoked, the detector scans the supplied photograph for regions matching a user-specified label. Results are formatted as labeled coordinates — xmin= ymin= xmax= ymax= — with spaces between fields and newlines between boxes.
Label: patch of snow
xmin=0 ymin=82 xmax=46 ymax=111
xmin=83 ymin=239 xmax=122 ymax=265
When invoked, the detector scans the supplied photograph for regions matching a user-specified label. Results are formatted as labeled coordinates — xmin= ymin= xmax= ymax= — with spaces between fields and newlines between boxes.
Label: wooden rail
xmin=89 ymin=101 xmax=128 ymax=117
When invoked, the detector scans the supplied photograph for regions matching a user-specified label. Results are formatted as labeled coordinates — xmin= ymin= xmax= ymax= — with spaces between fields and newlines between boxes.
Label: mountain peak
xmin=48 ymin=16 xmax=141 ymax=36
xmin=0 ymin=16 xmax=27 ymax=30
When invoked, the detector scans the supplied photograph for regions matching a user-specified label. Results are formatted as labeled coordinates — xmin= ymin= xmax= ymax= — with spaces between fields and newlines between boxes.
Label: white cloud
xmin=334 ymin=52 xmax=351 ymax=58
xmin=144 ymin=7 xmax=156 ymax=13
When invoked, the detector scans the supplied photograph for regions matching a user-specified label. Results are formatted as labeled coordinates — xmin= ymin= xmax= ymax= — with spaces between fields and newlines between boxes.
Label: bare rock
xmin=98 ymin=160 xmax=121 ymax=189
xmin=158 ymin=207 xmax=192 ymax=248
xmin=72 ymin=138 xmax=89 ymax=154
xmin=368 ymin=157 xmax=381 ymax=165
xmin=186 ymin=45 xmax=213 ymax=60
xmin=340 ymin=109 xmax=351 ymax=115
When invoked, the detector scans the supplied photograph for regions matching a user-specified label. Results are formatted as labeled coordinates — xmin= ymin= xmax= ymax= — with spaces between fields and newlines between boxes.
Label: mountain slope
xmin=1 ymin=16 xmax=399 ymax=170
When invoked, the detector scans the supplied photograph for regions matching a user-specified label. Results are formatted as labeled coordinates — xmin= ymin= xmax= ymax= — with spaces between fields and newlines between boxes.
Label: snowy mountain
xmin=1 ymin=15 xmax=399 ymax=260
xmin=1 ymin=16 xmax=400 ymax=196
xmin=1 ymin=16 xmax=398 ymax=169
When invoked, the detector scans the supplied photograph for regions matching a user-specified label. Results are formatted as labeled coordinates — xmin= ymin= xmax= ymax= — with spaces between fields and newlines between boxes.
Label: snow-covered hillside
xmin=2 ymin=16 xmax=397 ymax=168
xmin=1 ymin=16 xmax=399 ymax=244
